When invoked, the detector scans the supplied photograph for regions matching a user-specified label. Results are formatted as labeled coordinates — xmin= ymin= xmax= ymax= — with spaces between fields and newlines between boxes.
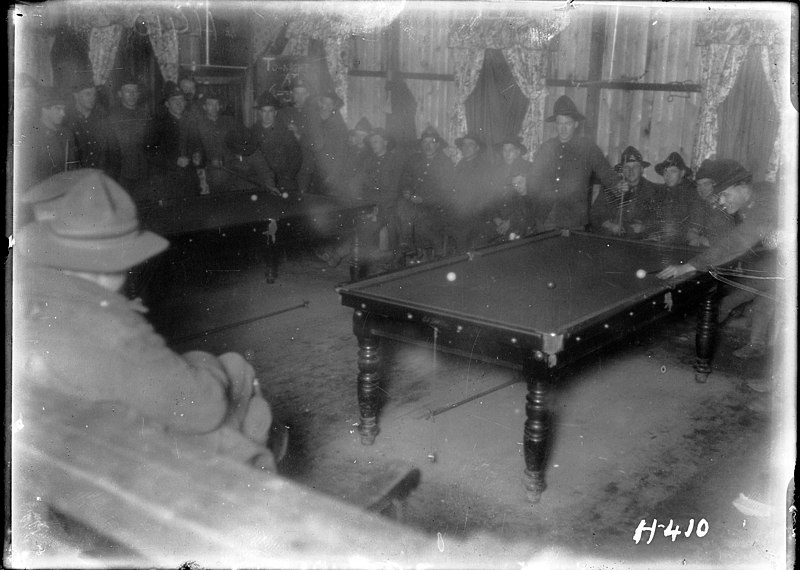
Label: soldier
xmin=591 ymin=146 xmax=660 ymax=238
xmin=148 ymin=81 xmax=202 ymax=198
xmin=444 ymin=132 xmax=492 ymax=253
xmin=64 ymin=72 xmax=121 ymax=180
xmin=251 ymin=91 xmax=302 ymax=196
xmin=687 ymin=158 xmax=737 ymax=247
xmin=488 ymin=137 xmax=536 ymax=242
xmin=313 ymin=91 xmax=350 ymax=197
xmin=15 ymin=86 xmax=78 ymax=213
xmin=650 ymin=151 xmax=695 ymax=244
xmin=527 ymin=96 xmax=620 ymax=231
xmin=193 ymin=90 xmax=239 ymax=193
xmin=108 ymin=77 xmax=152 ymax=200
xmin=397 ymin=126 xmax=454 ymax=259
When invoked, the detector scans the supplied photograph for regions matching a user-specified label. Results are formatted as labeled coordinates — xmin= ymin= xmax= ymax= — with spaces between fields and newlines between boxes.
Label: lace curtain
xmin=691 ymin=43 xmax=749 ymax=171
xmin=693 ymin=15 xmax=786 ymax=175
xmin=146 ymin=18 xmax=180 ymax=83
xmin=89 ymin=25 xmax=123 ymax=87
xmin=323 ymin=33 xmax=351 ymax=122
xmin=448 ymin=11 xmax=569 ymax=155
xmin=760 ymin=42 xmax=785 ymax=182
xmin=448 ymin=48 xmax=486 ymax=143
xmin=502 ymin=46 xmax=548 ymax=160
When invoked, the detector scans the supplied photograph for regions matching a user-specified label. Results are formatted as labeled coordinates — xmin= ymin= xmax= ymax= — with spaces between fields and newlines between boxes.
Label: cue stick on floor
xmin=424 ymin=377 xmax=522 ymax=420
xmin=171 ymin=300 xmax=310 ymax=344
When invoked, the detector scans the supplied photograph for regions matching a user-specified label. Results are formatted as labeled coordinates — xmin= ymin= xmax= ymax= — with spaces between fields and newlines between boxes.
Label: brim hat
xmin=225 ymin=127 xmax=257 ymax=157
xmin=694 ymin=158 xmax=745 ymax=185
xmin=614 ymin=145 xmax=651 ymax=172
xmin=16 ymin=169 xmax=169 ymax=272
xmin=320 ymin=90 xmax=344 ymax=109
xmin=70 ymin=71 xmax=96 ymax=93
xmin=655 ymin=151 xmax=692 ymax=178
xmin=546 ymin=95 xmax=585 ymax=122
xmin=353 ymin=117 xmax=373 ymax=134
xmin=198 ymin=87 xmax=224 ymax=106
xmin=118 ymin=76 xmax=141 ymax=89
xmin=37 ymin=86 xmax=69 ymax=108
xmin=254 ymin=91 xmax=281 ymax=110
xmin=454 ymin=132 xmax=486 ymax=150
xmin=162 ymin=81 xmax=184 ymax=102
xmin=368 ymin=127 xmax=396 ymax=150
xmin=419 ymin=126 xmax=445 ymax=145
xmin=495 ymin=137 xmax=527 ymax=155
xmin=21 ymin=170 xmax=91 ymax=221
xmin=713 ymin=160 xmax=752 ymax=192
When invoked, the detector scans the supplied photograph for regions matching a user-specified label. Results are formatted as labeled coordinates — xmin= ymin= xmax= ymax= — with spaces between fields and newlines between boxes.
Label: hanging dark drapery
xmin=464 ymin=49 xmax=528 ymax=159
xmin=717 ymin=45 xmax=779 ymax=182
xmin=448 ymin=9 xmax=570 ymax=158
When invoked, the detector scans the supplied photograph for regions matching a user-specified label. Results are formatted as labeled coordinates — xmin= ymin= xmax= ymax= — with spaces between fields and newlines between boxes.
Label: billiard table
xmin=337 ymin=229 xmax=724 ymax=502
xmin=138 ymin=189 xmax=374 ymax=284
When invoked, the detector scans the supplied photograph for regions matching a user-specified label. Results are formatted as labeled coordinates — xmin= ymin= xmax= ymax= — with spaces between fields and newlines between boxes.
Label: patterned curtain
xmin=146 ymin=17 xmax=180 ymax=83
xmin=448 ymin=48 xmax=485 ymax=143
xmin=89 ymin=25 xmax=123 ymax=86
xmin=447 ymin=10 xmax=569 ymax=151
xmin=760 ymin=42 xmax=784 ymax=182
xmin=692 ymin=14 xmax=785 ymax=172
xmin=502 ymin=46 xmax=548 ymax=160
xmin=284 ymin=17 xmax=353 ymax=115
xmin=323 ymin=32 xmax=352 ymax=121
xmin=691 ymin=43 xmax=749 ymax=171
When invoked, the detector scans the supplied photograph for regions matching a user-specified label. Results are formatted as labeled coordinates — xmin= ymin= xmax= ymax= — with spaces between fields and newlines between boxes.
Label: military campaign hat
xmin=614 ymin=146 xmax=651 ymax=172
xmin=546 ymin=95 xmax=585 ymax=122
xmin=655 ymin=152 xmax=692 ymax=178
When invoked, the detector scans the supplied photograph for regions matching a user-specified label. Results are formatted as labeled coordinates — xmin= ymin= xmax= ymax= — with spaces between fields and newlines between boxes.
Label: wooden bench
xmin=9 ymin=391 xmax=432 ymax=568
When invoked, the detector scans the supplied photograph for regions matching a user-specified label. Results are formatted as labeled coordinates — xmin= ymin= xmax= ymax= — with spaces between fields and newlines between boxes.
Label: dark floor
xmin=145 ymin=238 xmax=794 ymax=569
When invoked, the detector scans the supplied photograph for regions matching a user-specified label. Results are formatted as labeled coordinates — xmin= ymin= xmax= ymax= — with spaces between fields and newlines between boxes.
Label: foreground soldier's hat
xmin=353 ymin=117 xmax=373 ymax=134
xmin=21 ymin=170 xmax=89 ymax=221
xmin=162 ymin=81 xmax=184 ymax=102
xmin=17 ymin=170 xmax=169 ymax=272
xmin=694 ymin=158 xmax=747 ymax=186
xmin=254 ymin=91 xmax=281 ymax=110
xmin=495 ymin=137 xmax=527 ymax=155
xmin=37 ymin=86 xmax=69 ymax=108
xmin=713 ymin=160 xmax=753 ymax=192
xmin=454 ymin=132 xmax=486 ymax=150
xmin=70 ymin=71 xmax=96 ymax=93
xmin=419 ymin=126 xmax=446 ymax=145
xmin=614 ymin=146 xmax=651 ymax=172
xmin=319 ymin=90 xmax=344 ymax=109
xmin=655 ymin=151 xmax=692 ymax=178
xmin=118 ymin=76 xmax=141 ymax=89
xmin=546 ymin=95 xmax=585 ymax=122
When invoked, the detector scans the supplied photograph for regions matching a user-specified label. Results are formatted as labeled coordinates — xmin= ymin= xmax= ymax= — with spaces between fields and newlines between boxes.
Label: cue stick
xmin=171 ymin=300 xmax=310 ymax=344
xmin=425 ymin=377 xmax=521 ymax=419
xmin=206 ymin=164 xmax=281 ymax=196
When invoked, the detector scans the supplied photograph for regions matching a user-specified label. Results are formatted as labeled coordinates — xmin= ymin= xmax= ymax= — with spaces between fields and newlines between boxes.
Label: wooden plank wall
xmin=347 ymin=31 xmax=387 ymax=130
xmin=540 ymin=5 xmax=702 ymax=174
xmin=345 ymin=5 xmax=707 ymax=177
xmin=398 ymin=10 xmax=457 ymax=137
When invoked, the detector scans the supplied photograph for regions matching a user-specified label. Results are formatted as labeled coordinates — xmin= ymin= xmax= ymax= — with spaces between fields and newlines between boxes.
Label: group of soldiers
xmin=13 ymin=78 xmax=771 ymax=276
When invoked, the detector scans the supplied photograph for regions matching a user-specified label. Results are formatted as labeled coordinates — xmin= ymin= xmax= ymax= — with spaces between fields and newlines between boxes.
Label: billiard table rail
xmin=337 ymin=229 xmax=734 ymax=502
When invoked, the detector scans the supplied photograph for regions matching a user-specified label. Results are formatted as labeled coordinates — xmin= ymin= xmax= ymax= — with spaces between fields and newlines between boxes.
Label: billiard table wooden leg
xmin=354 ymin=312 xmax=382 ymax=445
xmin=694 ymin=285 xmax=719 ymax=383
xmin=263 ymin=219 xmax=279 ymax=284
xmin=523 ymin=358 xmax=553 ymax=503
xmin=349 ymin=232 xmax=366 ymax=282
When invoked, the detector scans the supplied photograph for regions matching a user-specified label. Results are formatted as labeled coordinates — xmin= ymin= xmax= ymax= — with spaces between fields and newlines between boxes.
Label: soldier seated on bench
xmin=15 ymin=169 xmax=287 ymax=471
